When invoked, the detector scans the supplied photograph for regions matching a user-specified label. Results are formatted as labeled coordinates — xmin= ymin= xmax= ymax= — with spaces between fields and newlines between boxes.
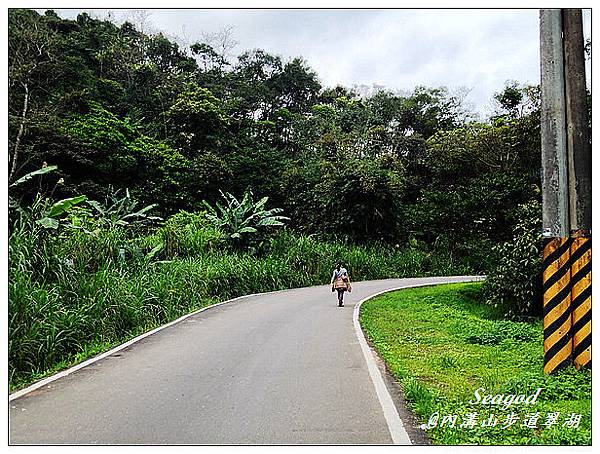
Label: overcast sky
xmin=51 ymin=8 xmax=591 ymax=117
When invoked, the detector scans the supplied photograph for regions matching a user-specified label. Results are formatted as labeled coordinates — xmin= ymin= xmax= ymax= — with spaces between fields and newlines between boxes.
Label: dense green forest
xmin=9 ymin=9 xmax=542 ymax=248
xmin=9 ymin=9 xmax=552 ymax=388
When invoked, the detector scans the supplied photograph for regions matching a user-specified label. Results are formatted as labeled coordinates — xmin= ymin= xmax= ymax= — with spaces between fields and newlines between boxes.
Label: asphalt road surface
xmin=10 ymin=276 xmax=480 ymax=445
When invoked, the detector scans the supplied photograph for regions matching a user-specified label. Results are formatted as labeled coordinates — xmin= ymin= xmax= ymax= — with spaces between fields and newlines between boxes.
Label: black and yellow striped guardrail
xmin=542 ymin=233 xmax=591 ymax=374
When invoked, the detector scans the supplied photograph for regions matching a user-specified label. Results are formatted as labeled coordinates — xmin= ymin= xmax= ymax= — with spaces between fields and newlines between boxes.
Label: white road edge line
xmin=352 ymin=276 xmax=485 ymax=445
xmin=9 ymin=288 xmax=291 ymax=402
xmin=10 ymin=277 xmax=484 ymax=403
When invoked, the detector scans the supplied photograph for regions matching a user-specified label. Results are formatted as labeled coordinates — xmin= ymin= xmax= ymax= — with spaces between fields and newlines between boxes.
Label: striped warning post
xmin=570 ymin=231 xmax=591 ymax=370
xmin=543 ymin=237 xmax=572 ymax=374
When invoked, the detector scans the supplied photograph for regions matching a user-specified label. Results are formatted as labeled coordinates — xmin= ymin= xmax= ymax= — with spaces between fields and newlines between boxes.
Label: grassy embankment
xmin=360 ymin=283 xmax=591 ymax=445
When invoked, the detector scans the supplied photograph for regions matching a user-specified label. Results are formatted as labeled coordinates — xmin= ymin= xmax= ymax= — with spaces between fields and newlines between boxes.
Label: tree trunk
xmin=9 ymin=82 xmax=29 ymax=183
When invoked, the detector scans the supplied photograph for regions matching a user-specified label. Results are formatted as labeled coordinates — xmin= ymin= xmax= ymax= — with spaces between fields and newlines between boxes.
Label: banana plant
xmin=9 ymin=165 xmax=58 ymax=214
xmin=9 ymin=165 xmax=87 ymax=230
xmin=9 ymin=165 xmax=57 ymax=188
xmin=203 ymin=190 xmax=289 ymax=249
xmin=86 ymin=187 xmax=162 ymax=228
xmin=37 ymin=195 xmax=88 ymax=229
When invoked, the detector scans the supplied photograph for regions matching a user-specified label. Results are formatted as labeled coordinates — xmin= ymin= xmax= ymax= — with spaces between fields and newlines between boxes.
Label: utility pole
xmin=564 ymin=10 xmax=592 ymax=231
xmin=540 ymin=9 xmax=572 ymax=375
xmin=540 ymin=9 xmax=591 ymax=374
xmin=541 ymin=10 xmax=569 ymax=238
xmin=563 ymin=9 xmax=592 ymax=371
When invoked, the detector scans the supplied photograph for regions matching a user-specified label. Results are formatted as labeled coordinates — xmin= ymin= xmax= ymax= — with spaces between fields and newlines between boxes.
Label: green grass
xmin=360 ymin=283 xmax=591 ymax=445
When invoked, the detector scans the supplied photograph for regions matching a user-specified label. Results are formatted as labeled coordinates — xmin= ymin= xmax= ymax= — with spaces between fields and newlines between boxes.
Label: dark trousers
xmin=336 ymin=288 xmax=345 ymax=305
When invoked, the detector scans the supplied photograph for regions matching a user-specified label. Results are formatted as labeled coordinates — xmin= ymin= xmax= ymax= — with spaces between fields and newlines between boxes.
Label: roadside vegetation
xmin=9 ymin=175 xmax=470 ymax=390
xmin=360 ymin=283 xmax=591 ymax=445
xmin=8 ymin=9 xmax=591 ymax=398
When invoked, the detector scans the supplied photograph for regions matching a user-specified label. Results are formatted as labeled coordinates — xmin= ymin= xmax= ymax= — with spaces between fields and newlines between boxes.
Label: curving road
xmin=9 ymin=276 xmax=481 ymax=445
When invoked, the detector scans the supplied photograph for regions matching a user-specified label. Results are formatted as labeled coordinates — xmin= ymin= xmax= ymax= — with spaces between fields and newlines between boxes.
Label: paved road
xmin=10 ymin=276 xmax=480 ymax=445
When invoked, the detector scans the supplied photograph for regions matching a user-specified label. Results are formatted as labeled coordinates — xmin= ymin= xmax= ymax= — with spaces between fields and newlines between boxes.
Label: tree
xmin=281 ymin=156 xmax=405 ymax=242
xmin=145 ymin=33 xmax=196 ymax=73
xmin=396 ymin=86 xmax=469 ymax=138
xmin=9 ymin=9 xmax=61 ymax=183
xmin=165 ymin=83 xmax=230 ymax=152
xmin=8 ymin=8 xmax=542 ymax=255
xmin=229 ymin=49 xmax=294 ymax=122
xmin=492 ymin=81 xmax=540 ymax=121
xmin=191 ymin=42 xmax=228 ymax=72
xmin=271 ymin=57 xmax=321 ymax=114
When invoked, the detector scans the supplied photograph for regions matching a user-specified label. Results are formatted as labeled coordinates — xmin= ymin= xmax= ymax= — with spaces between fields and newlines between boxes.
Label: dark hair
xmin=336 ymin=263 xmax=342 ymax=270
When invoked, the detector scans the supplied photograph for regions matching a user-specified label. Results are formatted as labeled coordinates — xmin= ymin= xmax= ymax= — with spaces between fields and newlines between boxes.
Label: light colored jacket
xmin=331 ymin=267 xmax=350 ymax=289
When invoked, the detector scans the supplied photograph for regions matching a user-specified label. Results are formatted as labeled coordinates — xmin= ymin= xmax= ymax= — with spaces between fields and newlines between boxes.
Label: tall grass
xmin=9 ymin=210 xmax=473 ymax=390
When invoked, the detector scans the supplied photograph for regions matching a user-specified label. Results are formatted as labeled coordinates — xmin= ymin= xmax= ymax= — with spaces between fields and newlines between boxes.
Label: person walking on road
xmin=331 ymin=263 xmax=351 ymax=307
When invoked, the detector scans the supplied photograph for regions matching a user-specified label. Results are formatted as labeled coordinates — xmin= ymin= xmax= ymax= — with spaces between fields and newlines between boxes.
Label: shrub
xmin=9 ymin=199 xmax=63 ymax=282
xmin=158 ymin=210 xmax=227 ymax=258
xmin=483 ymin=199 xmax=542 ymax=318
xmin=56 ymin=215 xmax=134 ymax=272
xmin=53 ymin=188 xmax=162 ymax=272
